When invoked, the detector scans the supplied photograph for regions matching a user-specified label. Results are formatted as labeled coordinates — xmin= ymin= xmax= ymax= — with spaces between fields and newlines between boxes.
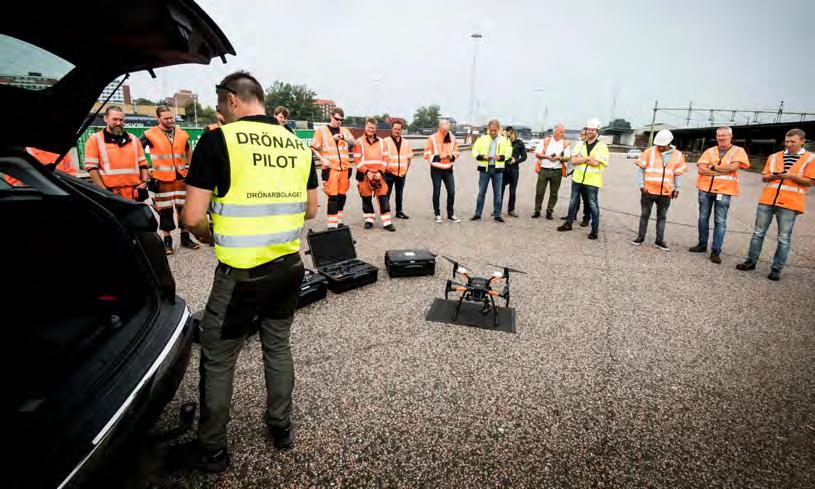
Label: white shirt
xmin=535 ymin=137 xmax=571 ymax=169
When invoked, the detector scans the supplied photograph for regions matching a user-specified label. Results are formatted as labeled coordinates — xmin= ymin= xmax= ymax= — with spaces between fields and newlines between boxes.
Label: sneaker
xmin=470 ymin=215 xmax=481 ymax=221
xmin=655 ymin=241 xmax=670 ymax=251
xmin=180 ymin=232 xmax=200 ymax=250
xmin=688 ymin=244 xmax=707 ymax=253
xmin=709 ymin=253 xmax=722 ymax=264
xmin=579 ymin=218 xmax=590 ymax=228
xmin=384 ymin=224 xmax=396 ymax=232
xmin=735 ymin=260 xmax=756 ymax=271
xmin=395 ymin=212 xmax=409 ymax=219
xmin=434 ymin=215 xmax=442 ymax=223
xmin=631 ymin=237 xmax=644 ymax=246
xmin=545 ymin=211 xmax=553 ymax=220
xmin=163 ymin=236 xmax=174 ymax=255
xmin=767 ymin=269 xmax=781 ymax=281
xmin=172 ymin=440 xmax=230 ymax=473
xmin=363 ymin=222 xmax=373 ymax=230
xmin=531 ymin=211 xmax=541 ymax=218
xmin=507 ymin=211 xmax=518 ymax=217
xmin=557 ymin=222 xmax=573 ymax=232
xmin=448 ymin=215 xmax=462 ymax=223
xmin=588 ymin=231 xmax=598 ymax=240
xmin=269 ymin=423 xmax=294 ymax=451
xmin=494 ymin=216 xmax=505 ymax=223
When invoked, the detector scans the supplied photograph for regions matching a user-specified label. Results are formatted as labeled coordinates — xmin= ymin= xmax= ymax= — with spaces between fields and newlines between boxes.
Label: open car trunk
xmin=1 ymin=152 xmax=189 ymax=487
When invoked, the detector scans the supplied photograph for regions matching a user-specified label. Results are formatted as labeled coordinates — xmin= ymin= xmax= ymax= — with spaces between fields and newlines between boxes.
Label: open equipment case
xmin=306 ymin=227 xmax=378 ymax=293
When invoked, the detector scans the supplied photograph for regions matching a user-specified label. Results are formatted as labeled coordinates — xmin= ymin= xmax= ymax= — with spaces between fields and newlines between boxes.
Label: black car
xmin=0 ymin=2 xmax=234 ymax=487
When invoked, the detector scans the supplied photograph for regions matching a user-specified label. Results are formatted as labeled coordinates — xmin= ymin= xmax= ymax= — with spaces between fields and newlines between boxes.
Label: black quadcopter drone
xmin=441 ymin=256 xmax=526 ymax=326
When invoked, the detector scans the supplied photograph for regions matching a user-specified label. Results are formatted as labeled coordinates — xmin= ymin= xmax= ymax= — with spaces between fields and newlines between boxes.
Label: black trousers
xmin=502 ymin=164 xmax=520 ymax=212
xmin=384 ymin=173 xmax=406 ymax=214
xmin=326 ymin=194 xmax=347 ymax=215
xmin=430 ymin=167 xmax=455 ymax=218
xmin=638 ymin=192 xmax=671 ymax=242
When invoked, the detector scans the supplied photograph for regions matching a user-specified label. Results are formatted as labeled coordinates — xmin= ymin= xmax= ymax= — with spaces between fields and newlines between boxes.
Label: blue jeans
xmin=697 ymin=191 xmax=731 ymax=254
xmin=567 ymin=182 xmax=599 ymax=232
xmin=746 ymin=204 xmax=797 ymax=271
xmin=475 ymin=168 xmax=504 ymax=217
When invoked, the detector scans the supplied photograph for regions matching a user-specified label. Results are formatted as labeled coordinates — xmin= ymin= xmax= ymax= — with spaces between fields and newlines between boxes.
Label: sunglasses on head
xmin=215 ymin=83 xmax=237 ymax=95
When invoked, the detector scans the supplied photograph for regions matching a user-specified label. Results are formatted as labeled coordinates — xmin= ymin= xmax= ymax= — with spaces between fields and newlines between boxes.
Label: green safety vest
xmin=472 ymin=134 xmax=513 ymax=169
xmin=211 ymin=120 xmax=312 ymax=269
xmin=571 ymin=139 xmax=610 ymax=188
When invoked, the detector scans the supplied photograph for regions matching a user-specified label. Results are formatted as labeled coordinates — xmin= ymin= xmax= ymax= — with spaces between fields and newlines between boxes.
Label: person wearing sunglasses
xmin=311 ymin=108 xmax=356 ymax=228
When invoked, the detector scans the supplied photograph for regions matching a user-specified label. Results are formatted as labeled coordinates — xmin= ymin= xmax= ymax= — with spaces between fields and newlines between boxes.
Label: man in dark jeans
xmin=502 ymin=127 xmax=527 ymax=217
xmin=560 ymin=129 xmax=591 ymax=225
xmin=424 ymin=119 xmax=461 ymax=222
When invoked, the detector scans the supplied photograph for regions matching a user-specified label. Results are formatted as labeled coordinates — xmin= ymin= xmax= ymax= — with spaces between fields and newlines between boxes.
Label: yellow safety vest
xmin=211 ymin=120 xmax=312 ymax=269
xmin=472 ymin=134 xmax=513 ymax=169
xmin=571 ymin=139 xmax=610 ymax=188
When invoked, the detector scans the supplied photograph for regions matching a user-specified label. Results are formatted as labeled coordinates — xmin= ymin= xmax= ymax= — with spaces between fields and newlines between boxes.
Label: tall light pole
xmin=468 ymin=33 xmax=483 ymax=127
xmin=193 ymin=93 xmax=198 ymax=127
xmin=534 ymin=88 xmax=544 ymax=134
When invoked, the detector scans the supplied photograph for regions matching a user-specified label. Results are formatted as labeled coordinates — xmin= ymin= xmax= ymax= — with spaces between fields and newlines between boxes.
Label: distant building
xmin=314 ymin=99 xmax=337 ymax=120
xmin=634 ymin=123 xmax=677 ymax=147
xmin=98 ymin=81 xmax=132 ymax=105
xmin=165 ymin=89 xmax=196 ymax=109
xmin=0 ymin=72 xmax=59 ymax=90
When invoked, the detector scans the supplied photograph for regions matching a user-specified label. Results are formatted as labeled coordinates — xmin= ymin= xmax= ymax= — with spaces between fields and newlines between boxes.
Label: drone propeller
xmin=488 ymin=263 xmax=527 ymax=274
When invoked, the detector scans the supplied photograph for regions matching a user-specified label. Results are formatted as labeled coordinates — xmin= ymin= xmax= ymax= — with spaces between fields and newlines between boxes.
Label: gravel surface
xmin=131 ymin=153 xmax=814 ymax=488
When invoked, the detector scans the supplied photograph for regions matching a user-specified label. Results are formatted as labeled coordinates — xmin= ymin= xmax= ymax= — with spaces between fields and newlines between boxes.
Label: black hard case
xmin=296 ymin=268 xmax=328 ymax=308
xmin=384 ymin=249 xmax=436 ymax=277
xmin=306 ymin=227 xmax=378 ymax=293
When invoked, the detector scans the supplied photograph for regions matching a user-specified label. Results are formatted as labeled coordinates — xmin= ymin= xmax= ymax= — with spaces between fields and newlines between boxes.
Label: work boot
xmin=579 ymin=217 xmax=590 ymax=228
xmin=364 ymin=222 xmax=374 ymax=230
xmin=395 ymin=212 xmax=409 ymax=219
xmin=735 ymin=260 xmax=756 ymax=271
xmin=531 ymin=211 xmax=541 ymax=218
xmin=545 ymin=210 xmax=553 ymax=220
xmin=689 ymin=244 xmax=707 ymax=253
xmin=588 ymin=231 xmax=598 ymax=240
xmin=384 ymin=224 xmax=396 ymax=232
xmin=470 ymin=215 xmax=481 ymax=221
xmin=767 ymin=268 xmax=781 ymax=281
xmin=180 ymin=232 xmax=200 ymax=250
xmin=494 ymin=216 xmax=505 ymax=223
xmin=709 ymin=253 xmax=722 ymax=264
xmin=557 ymin=222 xmax=573 ymax=232
xmin=269 ymin=423 xmax=294 ymax=451
xmin=631 ymin=236 xmax=644 ymax=246
xmin=171 ymin=440 xmax=230 ymax=473
xmin=163 ymin=236 xmax=174 ymax=255
xmin=507 ymin=211 xmax=518 ymax=217
xmin=655 ymin=240 xmax=670 ymax=251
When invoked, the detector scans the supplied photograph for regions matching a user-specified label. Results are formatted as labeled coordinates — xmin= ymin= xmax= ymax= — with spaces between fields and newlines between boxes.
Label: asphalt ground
xmin=137 ymin=152 xmax=814 ymax=488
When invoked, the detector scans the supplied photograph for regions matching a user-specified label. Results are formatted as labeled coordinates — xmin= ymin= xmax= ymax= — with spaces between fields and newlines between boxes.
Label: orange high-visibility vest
xmin=696 ymin=145 xmax=749 ymax=196
xmin=635 ymin=146 xmax=688 ymax=196
xmin=311 ymin=125 xmax=354 ymax=171
xmin=142 ymin=126 xmax=190 ymax=181
xmin=384 ymin=136 xmax=413 ymax=177
xmin=83 ymin=130 xmax=146 ymax=188
xmin=354 ymin=136 xmax=389 ymax=174
xmin=423 ymin=131 xmax=459 ymax=170
xmin=535 ymin=136 xmax=571 ymax=175
xmin=759 ymin=150 xmax=815 ymax=213
xmin=205 ymin=123 xmax=220 ymax=132
xmin=27 ymin=147 xmax=76 ymax=176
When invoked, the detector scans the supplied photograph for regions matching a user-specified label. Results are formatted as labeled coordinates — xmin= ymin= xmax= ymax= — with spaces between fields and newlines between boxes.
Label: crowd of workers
xmin=13 ymin=71 xmax=810 ymax=473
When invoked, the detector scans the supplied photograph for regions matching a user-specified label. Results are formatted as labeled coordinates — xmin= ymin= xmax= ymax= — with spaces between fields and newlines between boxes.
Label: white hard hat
xmin=584 ymin=118 xmax=602 ymax=130
xmin=653 ymin=129 xmax=674 ymax=146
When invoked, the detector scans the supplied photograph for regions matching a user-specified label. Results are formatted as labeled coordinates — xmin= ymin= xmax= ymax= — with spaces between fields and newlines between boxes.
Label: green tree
xmin=183 ymin=101 xmax=217 ymax=125
xmin=264 ymin=81 xmax=320 ymax=121
xmin=133 ymin=97 xmax=160 ymax=105
xmin=410 ymin=105 xmax=441 ymax=131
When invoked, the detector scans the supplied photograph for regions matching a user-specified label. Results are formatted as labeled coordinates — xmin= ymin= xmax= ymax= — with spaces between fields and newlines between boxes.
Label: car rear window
xmin=0 ymin=34 xmax=74 ymax=91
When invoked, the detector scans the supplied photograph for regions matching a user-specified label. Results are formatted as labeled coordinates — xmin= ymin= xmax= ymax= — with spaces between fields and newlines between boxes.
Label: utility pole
xmin=776 ymin=100 xmax=784 ymax=123
xmin=468 ymin=33 xmax=483 ymax=126
xmin=648 ymin=100 xmax=658 ymax=146
xmin=686 ymin=101 xmax=692 ymax=126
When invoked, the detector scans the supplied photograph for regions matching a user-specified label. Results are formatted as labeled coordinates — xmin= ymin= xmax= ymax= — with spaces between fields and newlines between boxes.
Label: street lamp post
xmin=468 ymin=33 xmax=483 ymax=127
xmin=193 ymin=93 xmax=198 ymax=127
xmin=534 ymin=88 xmax=544 ymax=134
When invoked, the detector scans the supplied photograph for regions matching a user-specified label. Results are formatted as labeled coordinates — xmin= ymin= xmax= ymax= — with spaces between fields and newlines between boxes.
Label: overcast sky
xmin=128 ymin=0 xmax=814 ymax=129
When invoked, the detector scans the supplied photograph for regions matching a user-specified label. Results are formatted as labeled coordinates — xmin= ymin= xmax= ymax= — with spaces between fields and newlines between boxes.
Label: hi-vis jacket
xmin=634 ymin=146 xmax=688 ymax=196
xmin=696 ymin=145 xmax=749 ymax=196
xmin=84 ymin=130 xmax=146 ymax=189
xmin=472 ymin=134 xmax=513 ymax=170
xmin=142 ymin=126 xmax=190 ymax=182
xmin=759 ymin=150 xmax=815 ymax=213
xmin=571 ymin=139 xmax=610 ymax=188
xmin=384 ymin=136 xmax=413 ymax=177
xmin=312 ymin=125 xmax=355 ymax=171
xmin=424 ymin=131 xmax=459 ymax=170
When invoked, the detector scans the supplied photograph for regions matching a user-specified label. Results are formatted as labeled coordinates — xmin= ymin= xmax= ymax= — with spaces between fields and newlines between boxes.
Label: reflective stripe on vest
xmin=95 ymin=132 xmax=140 ymax=176
xmin=211 ymin=120 xmax=312 ymax=269
xmin=429 ymin=133 xmax=454 ymax=169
